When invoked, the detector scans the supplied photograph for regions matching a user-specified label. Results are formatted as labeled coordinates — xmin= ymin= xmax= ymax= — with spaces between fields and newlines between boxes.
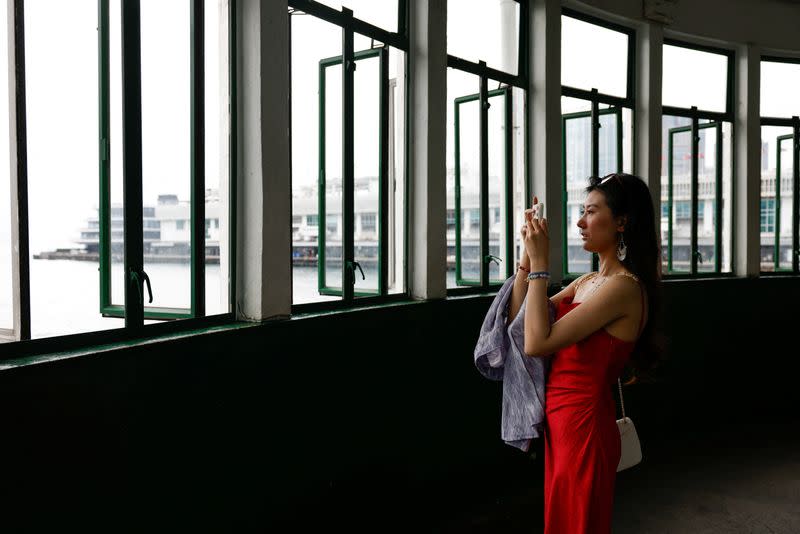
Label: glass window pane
xmin=321 ymin=62 xmax=343 ymax=295
xmin=290 ymin=13 xmax=340 ymax=305
xmin=26 ymin=0 xmax=124 ymax=338
xmin=455 ymin=92 xmax=480 ymax=285
xmin=721 ymin=122 xmax=733 ymax=273
xmin=387 ymin=46 xmax=406 ymax=295
xmin=0 ymin=0 xmax=12 ymax=332
xmin=141 ymin=0 xmax=191 ymax=313
xmin=622 ymin=107 xmax=634 ymax=174
xmin=760 ymin=60 xmax=800 ymax=118
xmin=205 ymin=0 xmax=231 ymax=315
xmin=109 ymin=0 xmax=124 ymax=309
xmin=663 ymin=44 xmax=728 ymax=113
xmin=777 ymin=136 xmax=794 ymax=271
xmin=510 ymin=86 xmax=527 ymax=273
xmin=598 ymin=108 xmax=619 ymax=176
xmin=446 ymin=68 xmax=479 ymax=288
xmin=314 ymin=0 xmax=398 ymax=33
xmin=759 ymin=126 xmax=793 ymax=272
xmin=562 ymin=97 xmax=592 ymax=275
xmin=661 ymin=115 xmax=692 ymax=273
xmin=561 ymin=15 xmax=628 ymax=98
xmin=487 ymin=88 xmax=508 ymax=283
xmin=447 ymin=0 xmax=519 ymax=75
xmin=353 ymin=50 xmax=380 ymax=297
xmin=760 ymin=126 xmax=794 ymax=271
xmin=697 ymin=125 xmax=718 ymax=272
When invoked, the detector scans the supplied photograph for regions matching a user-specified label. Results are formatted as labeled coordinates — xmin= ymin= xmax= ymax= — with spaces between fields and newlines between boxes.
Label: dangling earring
xmin=616 ymin=232 xmax=627 ymax=261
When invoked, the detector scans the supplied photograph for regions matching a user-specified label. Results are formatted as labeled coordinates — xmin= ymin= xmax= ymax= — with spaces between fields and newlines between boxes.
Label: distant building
xmin=75 ymin=189 xmax=222 ymax=261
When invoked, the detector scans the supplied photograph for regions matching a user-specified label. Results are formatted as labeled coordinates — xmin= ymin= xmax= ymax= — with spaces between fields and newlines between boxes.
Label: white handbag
xmin=616 ymin=378 xmax=642 ymax=472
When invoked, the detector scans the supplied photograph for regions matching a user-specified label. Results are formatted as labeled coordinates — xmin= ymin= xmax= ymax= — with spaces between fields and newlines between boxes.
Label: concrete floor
xmin=435 ymin=418 xmax=800 ymax=533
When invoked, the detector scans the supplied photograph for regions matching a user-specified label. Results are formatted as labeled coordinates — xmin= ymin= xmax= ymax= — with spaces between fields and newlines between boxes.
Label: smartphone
xmin=534 ymin=202 xmax=545 ymax=219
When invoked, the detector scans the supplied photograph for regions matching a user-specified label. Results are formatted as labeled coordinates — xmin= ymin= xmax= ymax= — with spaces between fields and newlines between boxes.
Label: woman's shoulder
xmin=613 ymin=270 xmax=640 ymax=283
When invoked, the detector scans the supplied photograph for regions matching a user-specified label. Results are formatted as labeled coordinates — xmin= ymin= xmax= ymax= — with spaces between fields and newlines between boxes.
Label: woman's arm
xmin=507 ymin=258 xmax=531 ymax=325
xmin=548 ymin=274 xmax=584 ymax=308
xmin=524 ymin=275 xmax=639 ymax=357
xmin=508 ymin=271 xmax=585 ymax=325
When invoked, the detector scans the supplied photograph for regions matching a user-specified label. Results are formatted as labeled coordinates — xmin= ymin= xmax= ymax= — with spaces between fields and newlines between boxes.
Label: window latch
xmin=485 ymin=254 xmax=502 ymax=266
xmin=346 ymin=261 xmax=365 ymax=285
xmin=693 ymin=250 xmax=703 ymax=264
xmin=129 ymin=268 xmax=154 ymax=304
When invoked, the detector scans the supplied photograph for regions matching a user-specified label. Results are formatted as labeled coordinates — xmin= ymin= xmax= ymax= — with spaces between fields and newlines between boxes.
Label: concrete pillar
xmin=734 ymin=43 xmax=761 ymax=277
xmin=634 ymin=22 xmax=663 ymax=256
xmin=408 ymin=0 xmax=447 ymax=299
xmin=529 ymin=0 xmax=562 ymax=283
xmin=235 ymin=0 xmax=291 ymax=320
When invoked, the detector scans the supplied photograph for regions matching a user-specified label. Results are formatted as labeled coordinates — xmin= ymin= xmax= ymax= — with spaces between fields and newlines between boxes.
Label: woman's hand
xmin=519 ymin=196 xmax=539 ymax=268
xmin=519 ymin=196 xmax=537 ymax=267
xmin=518 ymin=219 xmax=531 ymax=269
xmin=523 ymin=195 xmax=549 ymax=270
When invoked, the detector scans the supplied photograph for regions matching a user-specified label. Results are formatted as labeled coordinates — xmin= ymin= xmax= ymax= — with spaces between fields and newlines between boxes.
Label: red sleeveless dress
xmin=543 ymin=277 xmax=645 ymax=534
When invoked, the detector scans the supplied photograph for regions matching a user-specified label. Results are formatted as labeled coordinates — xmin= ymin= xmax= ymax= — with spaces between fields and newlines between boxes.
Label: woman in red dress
xmin=507 ymin=173 xmax=665 ymax=533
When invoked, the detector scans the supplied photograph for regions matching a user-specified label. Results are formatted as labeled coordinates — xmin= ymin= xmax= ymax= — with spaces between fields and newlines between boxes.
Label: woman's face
xmin=576 ymin=190 xmax=624 ymax=252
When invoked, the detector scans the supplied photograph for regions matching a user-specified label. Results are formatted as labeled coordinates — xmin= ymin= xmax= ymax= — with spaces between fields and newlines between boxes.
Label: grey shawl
xmin=473 ymin=275 xmax=557 ymax=451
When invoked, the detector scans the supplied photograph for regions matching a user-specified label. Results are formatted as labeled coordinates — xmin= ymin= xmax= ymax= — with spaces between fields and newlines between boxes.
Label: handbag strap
xmin=617 ymin=278 xmax=646 ymax=420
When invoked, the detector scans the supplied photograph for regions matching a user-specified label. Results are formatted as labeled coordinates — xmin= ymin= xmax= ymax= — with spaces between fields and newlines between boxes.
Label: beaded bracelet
xmin=526 ymin=271 xmax=550 ymax=282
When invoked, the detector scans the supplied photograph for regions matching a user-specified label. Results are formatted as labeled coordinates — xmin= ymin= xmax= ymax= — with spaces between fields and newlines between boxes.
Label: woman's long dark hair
xmin=585 ymin=173 xmax=668 ymax=385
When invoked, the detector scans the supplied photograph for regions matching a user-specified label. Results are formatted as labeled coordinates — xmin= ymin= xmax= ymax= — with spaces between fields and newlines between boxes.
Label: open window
xmin=759 ymin=56 xmax=800 ymax=274
xmin=665 ymin=121 xmax=723 ymax=273
xmin=661 ymin=39 xmax=734 ymax=277
xmin=290 ymin=3 xmax=408 ymax=308
xmin=760 ymin=127 xmax=798 ymax=272
xmin=98 ymin=0 xmax=232 ymax=322
xmin=561 ymin=104 xmax=624 ymax=276
xmin=453 ymin=86 xmax=513 ymax=286
xmin=560 ymin=9 xmax=634 ymax=278
xmin=318 ymin=46 xmax=389 ymax=298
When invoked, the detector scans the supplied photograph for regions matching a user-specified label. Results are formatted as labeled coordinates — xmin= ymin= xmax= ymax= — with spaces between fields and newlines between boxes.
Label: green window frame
xmin=760 ymin=54 xmax=800 ymax=274
xmin=445 ymin=0 xmax=528 ymax=295
xmin=772 ymin=134 xmax=791 ymax=269
xmin=662 ymin=38 xmax=735 ymax=278
xmin=318 ymin=46 xmax=388 ymax=298
xmin=2 ymin=0 xmax=236 ymax=351
xmin=561 ymin=105 xmax=624 ymax=277
xmin=665 ymin=121 xmax=723 ymax=274
xmin=289 ymin=1 xmax=410 ymax=312
xmin=98 ymin=0 xmax=235 ymax=322
xmin=560 ymin=9 xmax=635 ymax=280
xmin=763 ymin=131 xmax=799 ymax=272
xmin=453 ymin=86 xmax=514 ymax=287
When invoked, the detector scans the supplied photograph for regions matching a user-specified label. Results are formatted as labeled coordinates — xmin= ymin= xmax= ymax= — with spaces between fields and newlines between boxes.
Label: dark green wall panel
xmin=0 ymin=277 xmax=797 ymax=530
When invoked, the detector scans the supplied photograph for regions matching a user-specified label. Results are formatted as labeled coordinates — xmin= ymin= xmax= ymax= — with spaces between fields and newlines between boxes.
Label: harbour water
xmin=0 ymin=259 xmax=480 ymax=339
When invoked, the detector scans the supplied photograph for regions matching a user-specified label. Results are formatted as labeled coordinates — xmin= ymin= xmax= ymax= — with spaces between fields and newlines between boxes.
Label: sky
xmin=0 ymin=0 xmax=225 ymax=257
